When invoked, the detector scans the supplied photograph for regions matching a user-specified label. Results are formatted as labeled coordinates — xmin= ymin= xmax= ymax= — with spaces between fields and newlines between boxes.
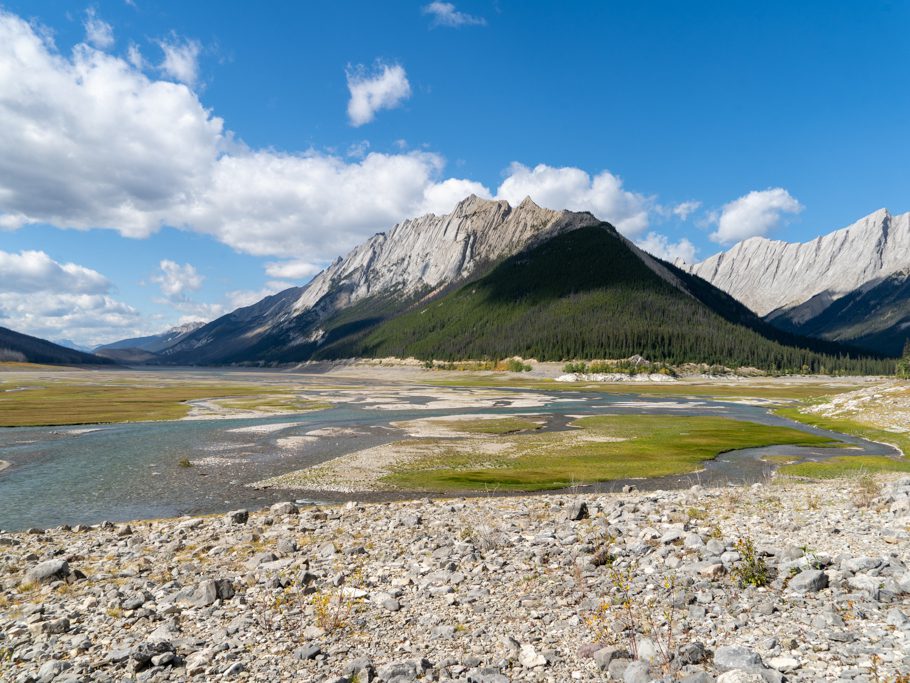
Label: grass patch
xmin=775 ymin=406 xmax=910 ymax=456
xmin=382 ymin=414 xmax=837 ymax=492
xmin=779 ymin=456 xmax=910 ymax=479
xmin=429 ymin=376 xmax=862 ymax=402
xmin=0 ymin=380 xmax=286 ymax=427
xmin=212 ymin=396 xmax=332 ymax=413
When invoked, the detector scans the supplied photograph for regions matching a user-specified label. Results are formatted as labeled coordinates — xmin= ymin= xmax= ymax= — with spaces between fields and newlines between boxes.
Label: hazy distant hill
xmin=0 ymin=326 xmax=114 ymax=365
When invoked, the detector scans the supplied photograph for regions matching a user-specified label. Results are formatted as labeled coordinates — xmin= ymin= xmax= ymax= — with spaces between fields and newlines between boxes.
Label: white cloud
xmin=265 ymin=260 xmax=323 ymax=281
xmin=346 ymin=62 xmax=411 ymax=127
xmin=0 ymin=11 xmax=222 ymax=238
xmin=0 ymin=249 xmax=110 ymax=293
xmin=636 ymin=232 xmax=697 ymax=264
xmin=0 ymin=10 xmax=674 ymax=281
xmin=83 ymin=8 xmax=114 ymax=49
xmin=495 ymin=163 xmax=651 ymax=236
xmin=672 ymin=200 xmax=701 ymax=220
xmin=0 ymin=249 xmax=140 ymax=347
xmin=422 ymin=2 xmax=487 ymax=27
xmin=156 ymin=34 xmax=201 ymax=86
xmin=126 ymin=42 xmax=145 ymax=70
xmin=151 ymin=260 xmax=204 ymax=300
xmin=710 ymin=188 xmax=803 ymax=244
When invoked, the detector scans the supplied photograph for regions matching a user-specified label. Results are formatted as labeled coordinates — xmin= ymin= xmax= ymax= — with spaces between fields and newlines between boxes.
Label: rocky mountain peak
xmin=687 ymin=208 xmax=910 ymax=317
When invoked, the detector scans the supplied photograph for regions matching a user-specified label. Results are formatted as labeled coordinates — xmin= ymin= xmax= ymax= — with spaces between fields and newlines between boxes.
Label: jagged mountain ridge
xmin=160 ymin=196 xmax=609 ymax=364
xmin=0 ymin=326 xmax=114 ymax=365
xmin=95 ymin=321 xmax=206 ymax=355
xmin=684 ymin=209 xmax=910 ymax=355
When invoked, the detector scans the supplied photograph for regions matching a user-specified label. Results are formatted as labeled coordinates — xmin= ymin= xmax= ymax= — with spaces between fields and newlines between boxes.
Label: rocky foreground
xmin=1 ymin=476 xmax=909 ymax=683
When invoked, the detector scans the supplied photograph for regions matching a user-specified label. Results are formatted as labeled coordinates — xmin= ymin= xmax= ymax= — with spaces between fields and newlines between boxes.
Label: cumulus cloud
xmin=264 ymin=260 xmax=323 ymax=281
xmin=346 ymin=62 xmax=411 ymax=126
xmin=0 ymin=10 xmax=676 ymax=283
xmin=495 ymin=163 xmax=652 ymax=236
xmin=151 ymin=260 xmax=204 ymax=300
xmin=636 ymin=232 xmax=697 ymax=264
xmin=710 ymin=188 xmax=803 ymax=244
xmin=156 ymin=34 xmax=201 ymax=86
xmin=83 ymin=8 xmax=114 ymax=49
xmin=422 ymin=2 xmax=486 ymax=27
xmin=0 ymin=249 xmax=110 ymax=293
xmin=672 ymin=200 xmax=701 ymax=221
xmin=0 ymin=250 xmax=140 ymax=346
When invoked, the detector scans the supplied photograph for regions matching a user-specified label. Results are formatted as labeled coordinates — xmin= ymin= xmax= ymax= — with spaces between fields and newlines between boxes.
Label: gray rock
xmin=789 ymin=569 xmax=828 ymax=592
xmin=677 ymin=641 xmax=707 ymax=665
xmin=466 ymin=668 xmax=509 ymax=683
xmin=295 ymin=644 xmax=321 ymax=660
xmin=270 ymin=501 xmax=299 ymax=515
xmin=623 ymin=660 xmax=652 ymax=683
xmin=226 ymin=509 xmax=248 ymax=524
xmin=714 ymin=646 xmax=764 ymax=672
xmin=717 ymin=672 xmax=765 ymax=683
xmin=24 ymin=559 xmax=70 ymax=584
xmin=593 ymin=646 xmax=628 ymax=670
xmin=566 ymin=500 xmax=588 ymax=521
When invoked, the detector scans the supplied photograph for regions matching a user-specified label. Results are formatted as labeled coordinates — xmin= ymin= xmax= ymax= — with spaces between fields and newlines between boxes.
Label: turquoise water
xmin=0 ymin=388 xmax=895 ymax=530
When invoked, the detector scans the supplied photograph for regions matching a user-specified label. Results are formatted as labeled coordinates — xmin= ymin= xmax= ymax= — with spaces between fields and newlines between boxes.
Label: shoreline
xmin=1 ymin=475 xmax=908 ymax=681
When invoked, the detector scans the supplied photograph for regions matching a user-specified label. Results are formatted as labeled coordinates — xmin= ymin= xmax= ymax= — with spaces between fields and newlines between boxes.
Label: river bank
xmin=2 ymin=474 xmax=908 ymax=682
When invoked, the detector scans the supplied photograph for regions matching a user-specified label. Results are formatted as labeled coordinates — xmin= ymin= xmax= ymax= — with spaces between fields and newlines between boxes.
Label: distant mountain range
xmin=0 ymin=326 xmax=113 ymax=365
xmin=93 ymin=322 xmax=205 ymax=363
xmin=88 ymin=195 xmax=888 ymax=374
xmin=684 ymin=209 xmax=910 ymax=356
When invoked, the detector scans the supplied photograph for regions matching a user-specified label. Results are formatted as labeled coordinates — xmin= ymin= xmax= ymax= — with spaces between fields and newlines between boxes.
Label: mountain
xmin=160 ymin=196 xmax=595 ymax=365
xmin=685 ymin=209 xmax=910 ymax=356
xmin=318 ymin=225 xmax=887 ymax=373
xmin=53 ymin=339 xmax=95 ymax=354
xmin=159 ymin=196 xmax=886 ymax=373
xmin=95 ymin=321 xmax=206 ymax=355
xmin=0 ymin=326 xmax=114 ymax=365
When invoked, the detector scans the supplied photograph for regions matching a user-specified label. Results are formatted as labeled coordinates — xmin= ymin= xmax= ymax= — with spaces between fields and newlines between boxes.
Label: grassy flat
xmin=212 ymin=396 xmax=332 ymax=413
xmin=428 ymin=375 xmax=863 ymax=401
xmin=381 ymin=414 xmax=837 ymax=492
xmin=780 ymin=455 xmax=910 ymax=478
xmin=0 ymin=381 xmax=286 ymax=427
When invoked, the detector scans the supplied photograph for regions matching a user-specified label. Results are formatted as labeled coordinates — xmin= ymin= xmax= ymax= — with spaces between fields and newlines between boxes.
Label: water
xmin=0 ymin=385 xmax=895 ymax=530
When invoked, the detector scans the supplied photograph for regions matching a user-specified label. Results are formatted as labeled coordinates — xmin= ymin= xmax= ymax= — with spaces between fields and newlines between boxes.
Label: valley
xmin=1 ymin=365 xmax=906 ymax=532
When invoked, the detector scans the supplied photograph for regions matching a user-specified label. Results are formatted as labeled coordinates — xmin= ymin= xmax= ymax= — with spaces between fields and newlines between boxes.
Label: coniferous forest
xmin=316 ymin=226 xmax=893 ymax=375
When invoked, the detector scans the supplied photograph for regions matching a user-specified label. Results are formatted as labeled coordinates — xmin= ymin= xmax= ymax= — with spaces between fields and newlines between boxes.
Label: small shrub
xmin=178 ymin=457 xmax=192 ymax=468
xmin=731 ymin=537 xmax=770 ymax=588
xmin=852 ymin=473 xmax=880 ymax=508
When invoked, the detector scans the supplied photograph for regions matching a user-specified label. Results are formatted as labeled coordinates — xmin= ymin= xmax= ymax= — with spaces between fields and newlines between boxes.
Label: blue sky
xmin=1 ymin=1 xmax=908 ymax=347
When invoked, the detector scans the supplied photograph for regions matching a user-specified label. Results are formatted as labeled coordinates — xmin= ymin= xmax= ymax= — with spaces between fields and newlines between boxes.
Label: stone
xmin=295 ymin=644 xmax=321 ymax=660
xmin=717 ymin=672 xmax=765 ymax=683
xmin=767 ymin=656 xmax=799 ymax=672
xmin=789 ymin=569 xmax=828 ymax=592
xmin=270 ymin=501 xmax=299 ymax=515
xmin=714 ymin=646 xmax=764 ymax=672
xmin=226 ymin=509 xmax=248 ymax=524
xmin=677 ymin=641 xmax=707 ymax=665
xmin=566 ymin=500 xmax=588 ymax=521
xmin=24 ymin=559 xmax=70 ymax=584
xmin=519 ymin=644 xmax=547 ymax=668
xmin=593 ymin=646 xmax=628 ymax=670
xmin=623 ymin=661 xmax=652 ymax=683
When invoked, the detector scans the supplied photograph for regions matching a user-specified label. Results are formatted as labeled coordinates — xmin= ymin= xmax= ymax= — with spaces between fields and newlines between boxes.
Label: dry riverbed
xmin=2 ymin=475 xmax=909 ymax=682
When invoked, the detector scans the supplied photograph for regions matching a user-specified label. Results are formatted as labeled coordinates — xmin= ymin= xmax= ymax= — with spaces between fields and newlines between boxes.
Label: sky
xmin=1 ymin=1 xmax=909 ymax=348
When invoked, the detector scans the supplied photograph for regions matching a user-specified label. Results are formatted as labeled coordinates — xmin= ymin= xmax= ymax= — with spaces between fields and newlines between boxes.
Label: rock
xmin=767 ymin=656 xmax=800 ymax=672
xmin=295 ymin=644 xmax=321 ymax=660
xmin=714 ymin=646 xmax=764 ymax=672
xmin=717 ymin=672 xmax=765 ymax=683
xmin=677 ymin=641 xmax=707 ymax=665
xmin=226 ymin=509 xmax=248 ymax=524
xmin=593 ymin=646 xmax=628 ymax=670
xmin=24 ymin=559 xmax=70 ymax=584
xmin=270 ymin=501 xmax=299 ymax=515
xmin=519 ymin=644 xmax=547 ymax=668
xmin=623 ymin=661 xmax=652 ymax=683
xmin=566 ymin=500 xmax=588 ymax=521
xmin=789 ymin=569 xmax=828 ymax=592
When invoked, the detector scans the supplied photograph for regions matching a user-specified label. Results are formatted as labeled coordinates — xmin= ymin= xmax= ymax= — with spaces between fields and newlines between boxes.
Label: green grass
xmin=212 ymin=396 xmax=332 ymax=413
xmin=775 ymin=406 xmax=910 ymax=458
xmin=0 ymin=381 xmax=289 ymax=427
xmin=780 ymin=455 xmax=910 ymax=479
xmin=381 ymin=414 xmax=837 ymax=492
xmin=774 ymin=405 xmax=910 ymax=478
